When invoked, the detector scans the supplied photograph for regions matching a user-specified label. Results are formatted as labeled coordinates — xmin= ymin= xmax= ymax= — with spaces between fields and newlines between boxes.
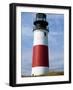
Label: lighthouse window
xmin=44 ymin=32 xmax=46 ymax=36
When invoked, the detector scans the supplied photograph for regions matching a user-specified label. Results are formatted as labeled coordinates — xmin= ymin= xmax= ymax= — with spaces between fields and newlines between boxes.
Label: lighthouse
xmin=32 ymin=13 xmax=49 ymax=76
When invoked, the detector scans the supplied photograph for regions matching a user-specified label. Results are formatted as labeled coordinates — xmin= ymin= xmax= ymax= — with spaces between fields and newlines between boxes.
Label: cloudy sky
xmin=21 ymin=12 xmax=64 ymax=76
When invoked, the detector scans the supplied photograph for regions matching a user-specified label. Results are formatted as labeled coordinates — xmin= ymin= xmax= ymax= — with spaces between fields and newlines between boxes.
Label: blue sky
xmin=21 ymin=12 xmax=64 ymax=76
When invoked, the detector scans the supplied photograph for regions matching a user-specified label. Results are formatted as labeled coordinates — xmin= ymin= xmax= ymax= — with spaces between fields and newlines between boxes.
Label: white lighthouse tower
xmin=32 ymin=13 xmax=49 ymax=76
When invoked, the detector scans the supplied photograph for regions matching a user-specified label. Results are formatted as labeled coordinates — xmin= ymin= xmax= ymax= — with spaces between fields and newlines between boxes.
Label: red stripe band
xmin=32 ymin=45 xmax=49 ymax=67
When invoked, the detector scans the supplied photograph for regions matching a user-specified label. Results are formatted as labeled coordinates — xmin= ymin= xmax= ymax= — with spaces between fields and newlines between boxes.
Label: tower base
xmin=32 ymin=67 xmax=49 ymax=76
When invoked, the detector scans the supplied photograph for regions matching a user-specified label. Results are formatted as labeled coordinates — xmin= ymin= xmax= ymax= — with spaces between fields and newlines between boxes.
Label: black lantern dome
xmin=33 ymin=13 xmax=48 ymax=31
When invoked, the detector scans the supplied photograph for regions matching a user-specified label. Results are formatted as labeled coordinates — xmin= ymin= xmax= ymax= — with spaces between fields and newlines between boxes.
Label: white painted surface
xmin=32 ymin=67 xmax=49 ymax=76
xmin=33 ymin=30 xmax=48 ymax=46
